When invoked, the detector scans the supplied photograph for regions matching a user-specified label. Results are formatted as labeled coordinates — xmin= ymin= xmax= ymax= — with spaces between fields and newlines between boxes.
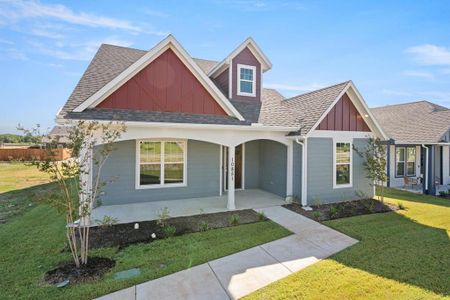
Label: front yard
xmin=1 ymin=163 xmax=449 ymax=299
xmin=245 ymin=188 xmax=450 ymax=299
xmin=0 ymin=163 xmax=290 ymax=299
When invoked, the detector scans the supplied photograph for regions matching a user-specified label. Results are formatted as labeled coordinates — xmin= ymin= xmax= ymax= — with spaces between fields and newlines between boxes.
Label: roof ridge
xmin=283 ymin=80 xmax=351 ymax=102
xmin=372 ymin=100 xmax=449 ymax=111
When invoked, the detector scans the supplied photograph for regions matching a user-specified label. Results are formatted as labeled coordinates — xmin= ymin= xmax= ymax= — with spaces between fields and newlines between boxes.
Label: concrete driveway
xmin=96 ymin=206 xmax=358 ymax=300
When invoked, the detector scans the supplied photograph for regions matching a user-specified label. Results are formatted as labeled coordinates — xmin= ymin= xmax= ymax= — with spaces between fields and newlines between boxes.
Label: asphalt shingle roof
xmin=280 ymin=81 xmax=350 ymax=135
xmin=58 ymin=43 xmax=354 ymax=134
xmin=371 ymin=101 xmax=450 ymax=143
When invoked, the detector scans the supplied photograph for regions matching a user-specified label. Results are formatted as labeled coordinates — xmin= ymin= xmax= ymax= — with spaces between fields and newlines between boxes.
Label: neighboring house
xmin=56 ymin=35 xmax=386 ymax=213
xmin=372 ymin=101 xmax=450 ymax=195
xmin=42 ymin=126 xmax=71 ymax=147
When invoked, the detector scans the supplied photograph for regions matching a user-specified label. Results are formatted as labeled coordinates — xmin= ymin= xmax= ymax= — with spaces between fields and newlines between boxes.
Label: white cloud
xmin=30 ymin=28 xmax=63 ymax=39
xmin=0 ymin=38 xmax=14 ymax=44
xmin=0 ymin=48 xmax=28 ymax=60
xmin=265 ymin=82 xmax=327 ymax=92
xmin=143 ymin=9 xmax=169 ymax=18
xmin=402 ymin=70 xmax=434 ymax=79
xmin=29 ymin=37 xmax=133 ymax=61
xmin=405 ymin=44 xmax=450 ymax=65
xmin=0 ymin=0 xmax=167 ymax=35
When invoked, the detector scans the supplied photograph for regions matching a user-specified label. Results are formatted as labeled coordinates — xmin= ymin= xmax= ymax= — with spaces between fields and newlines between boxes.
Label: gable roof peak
xmin=208 ymin=37 xmax=272 ymax=77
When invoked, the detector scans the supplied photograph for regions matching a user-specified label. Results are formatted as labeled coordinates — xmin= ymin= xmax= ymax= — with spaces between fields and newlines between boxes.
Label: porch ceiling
xmin=91 ymin=189 xmax=285 ymax=225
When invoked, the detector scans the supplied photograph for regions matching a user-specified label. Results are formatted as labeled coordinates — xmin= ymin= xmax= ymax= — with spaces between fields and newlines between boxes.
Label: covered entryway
xmin=91 ymin=189 xmax=285 ymax=224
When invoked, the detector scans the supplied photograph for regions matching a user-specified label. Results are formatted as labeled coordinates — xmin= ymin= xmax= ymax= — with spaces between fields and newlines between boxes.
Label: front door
xmin=223 ymin=144 xmax=243 ymax=190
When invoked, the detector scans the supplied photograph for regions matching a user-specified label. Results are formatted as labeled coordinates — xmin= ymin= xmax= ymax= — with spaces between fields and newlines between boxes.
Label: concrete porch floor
xmin=91 ymin=189 xmax=286 ymax=225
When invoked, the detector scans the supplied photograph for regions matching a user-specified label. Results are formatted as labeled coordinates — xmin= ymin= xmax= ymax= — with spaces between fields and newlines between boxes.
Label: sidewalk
xmin=96 ymin=206 xmax=358 ymax=300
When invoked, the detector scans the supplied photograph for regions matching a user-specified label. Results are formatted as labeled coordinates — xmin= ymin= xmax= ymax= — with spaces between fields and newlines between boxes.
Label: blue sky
xmin=1 ymin=0 xmax=449 ymax=133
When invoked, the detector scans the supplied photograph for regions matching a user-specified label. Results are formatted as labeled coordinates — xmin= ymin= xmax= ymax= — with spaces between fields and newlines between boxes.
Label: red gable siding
xmin=97 ymin=48 xmax=228 ymax=116
xmin=232 ymin=47 xmax=261 ymax=102
xmin=318 ymin=93 xmax=370 ymax=131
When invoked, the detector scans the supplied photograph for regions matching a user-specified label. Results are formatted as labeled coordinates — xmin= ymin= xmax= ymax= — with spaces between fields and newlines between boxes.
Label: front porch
xmin=91 ymin=189 xmax=285 ymax=225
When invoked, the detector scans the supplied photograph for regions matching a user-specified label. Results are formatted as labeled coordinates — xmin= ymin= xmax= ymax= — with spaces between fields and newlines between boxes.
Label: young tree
xmin=354 ymin=137 xmax=389 ymax=203
xmin=20 ymin=121 xmax=125 ymax=267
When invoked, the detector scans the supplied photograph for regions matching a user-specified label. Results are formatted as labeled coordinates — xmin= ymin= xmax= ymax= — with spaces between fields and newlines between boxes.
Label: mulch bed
xmin=88 ymin=209 xmax=264 ymax=249
xmin=44 ymin=257 xmax=115 ymax=285
xmin=284 ymin=198 xmax=398 ymax=222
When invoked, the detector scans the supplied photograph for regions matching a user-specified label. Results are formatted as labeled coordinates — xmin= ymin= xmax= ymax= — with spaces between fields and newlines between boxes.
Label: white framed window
xmin=395 ymin=146 xmax=415 ymax=177
xmin=333 ymin=141 xmax=352 ymax=188
xmin=237 ymin=64 xmax=256 ymax=97
xmin=136 ymin=140 xmax=187 ymax=189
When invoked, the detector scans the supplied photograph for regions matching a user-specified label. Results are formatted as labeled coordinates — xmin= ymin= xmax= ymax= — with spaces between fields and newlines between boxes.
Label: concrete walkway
xmin=96 ymin=206 xmax=358 ymax=300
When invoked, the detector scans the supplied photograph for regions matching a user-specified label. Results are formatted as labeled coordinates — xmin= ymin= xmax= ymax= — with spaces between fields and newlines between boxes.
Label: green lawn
xmin=245 ymin=188 xmax=450 ymax=300
xmin=0 ymin=163 xmax=291 ymax=300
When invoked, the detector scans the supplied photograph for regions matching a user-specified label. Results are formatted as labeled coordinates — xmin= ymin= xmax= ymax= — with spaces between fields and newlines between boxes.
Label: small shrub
xmin=199 ymin=221 xmax=210 ymax=232
xmin=397 ymin=202 xmax=406 ymax=210
xmin=329 ymin=206 xmax=338 ymax=219
xmin=157 ymin=207 xmax=170 ymax=227
xmin=355 ymin=190 xmax=368 ymax=199
xmin=313 ymin=197 xmax=322 ymax=209
xmin=163 ymin=225 xmax=176 ymax=238
xmin=438 ymin=191 xmax=447 ymax=197
xmin=368 ymin=201 xmax=375 ymax=213
xmin=95 ymin=215 xmax=118 ymax=228
xmin=313 ymin=211 xmax=321 ymax=220
xmin=257 ymin=211 xmax=266 ymax=222
xmin=230 ymin=214 xmax=240 ymax=226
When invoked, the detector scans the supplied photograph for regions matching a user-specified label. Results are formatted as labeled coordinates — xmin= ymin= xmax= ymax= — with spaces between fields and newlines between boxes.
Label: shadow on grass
xmin=381 ymin=187 xmax=450 ymax=207
xmin=0 ymin=182 xmax=58 ymax=224
xmin=326 ymin=209 xmax=450 ymax=296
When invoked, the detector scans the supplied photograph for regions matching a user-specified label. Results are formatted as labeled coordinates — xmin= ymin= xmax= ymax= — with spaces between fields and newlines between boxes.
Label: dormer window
xmin=237 ymin=64 xmax=256 ymax=97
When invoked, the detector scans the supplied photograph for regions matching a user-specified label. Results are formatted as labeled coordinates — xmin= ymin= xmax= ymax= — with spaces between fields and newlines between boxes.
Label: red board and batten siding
xmin=97 ymin=48 xmax=227 ymax=116
xmin=318 ymin=93 xmax=370 ymax=131
xmin=231 ymin=47 xmax=261 ymax=102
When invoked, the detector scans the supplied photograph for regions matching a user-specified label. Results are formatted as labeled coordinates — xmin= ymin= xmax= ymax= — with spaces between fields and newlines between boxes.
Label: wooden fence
xmin=0 ymin=148 xmax=71 ymax=161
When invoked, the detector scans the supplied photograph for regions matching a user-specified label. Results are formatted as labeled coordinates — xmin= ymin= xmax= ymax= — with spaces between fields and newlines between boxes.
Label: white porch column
xmin=227 ymin=145 xmax=236 ymax=210
xmin=286 ymin=140 xmax=293 ymax=202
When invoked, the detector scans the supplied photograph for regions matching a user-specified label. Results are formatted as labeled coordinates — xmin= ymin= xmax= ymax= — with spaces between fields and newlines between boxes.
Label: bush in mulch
xmin=88 ymin=209 xmax=264 ymax=249
xmin=438 ymin=191 xmax=450 ymax=199
xmin=44 ymin=257 xmax=115 ymax=286
xmin=284 ymin=198 xmax=398 ymax=222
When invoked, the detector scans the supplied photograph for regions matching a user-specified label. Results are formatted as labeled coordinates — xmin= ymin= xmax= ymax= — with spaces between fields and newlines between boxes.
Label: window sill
xmin=237 ymin=91 xmax=256 ymax=97
xmin=136 ymin=183 xmax=187 ymax=190
xmin=333 ymin=184 xmax=353 ymax=189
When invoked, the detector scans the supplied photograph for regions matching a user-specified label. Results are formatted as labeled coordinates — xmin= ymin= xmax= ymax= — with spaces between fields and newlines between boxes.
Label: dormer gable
xmin=209 ymin=38 xmax=271 ymax=102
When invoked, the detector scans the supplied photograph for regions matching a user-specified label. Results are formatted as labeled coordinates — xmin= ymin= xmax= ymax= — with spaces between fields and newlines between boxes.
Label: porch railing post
xmin=227 ymin=145 xmax=236 ymax=210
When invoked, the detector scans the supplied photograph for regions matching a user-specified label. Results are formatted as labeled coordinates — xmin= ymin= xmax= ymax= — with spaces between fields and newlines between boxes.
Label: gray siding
xmin=258 ymin=140 xmax=287 ymax=197
xmin=95 ymin=140 xmax=220 ymax=206
xmin=244 ymin=140 xmax=260 ymax=188
xmin=306 ymin=137 xmax=373 ymax=205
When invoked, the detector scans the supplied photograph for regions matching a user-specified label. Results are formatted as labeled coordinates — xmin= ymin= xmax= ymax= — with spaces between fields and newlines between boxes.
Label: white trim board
xmin=305 ymin=81 xmax=387 ymax=140
xmin=135 ymin=139 xmax=188 ymax=190
xmin=237 ymin=64 xmax=257 ymax=97
xmin=332 ymin=139 xmax=353 ymax=189
xmin=73 ymin=35 xmax=244 ymax=121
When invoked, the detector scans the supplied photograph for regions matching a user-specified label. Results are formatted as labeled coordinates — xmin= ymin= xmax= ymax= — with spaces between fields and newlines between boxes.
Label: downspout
xmin=295 ymin=137 xmax=308 ymax=207
xmin=421 ymin=144 xmax=428 ymax=192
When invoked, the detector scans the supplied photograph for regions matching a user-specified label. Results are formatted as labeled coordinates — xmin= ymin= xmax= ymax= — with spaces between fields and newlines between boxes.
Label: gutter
xmin=56 ymin=117 xmax=299 ymax=132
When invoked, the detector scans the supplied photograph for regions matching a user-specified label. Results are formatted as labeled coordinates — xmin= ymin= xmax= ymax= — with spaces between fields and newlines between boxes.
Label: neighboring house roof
xmin=371 ymin=101 xmax=450 ymax=144
xmin=42 ymin=126 xmax=71 ymax=144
